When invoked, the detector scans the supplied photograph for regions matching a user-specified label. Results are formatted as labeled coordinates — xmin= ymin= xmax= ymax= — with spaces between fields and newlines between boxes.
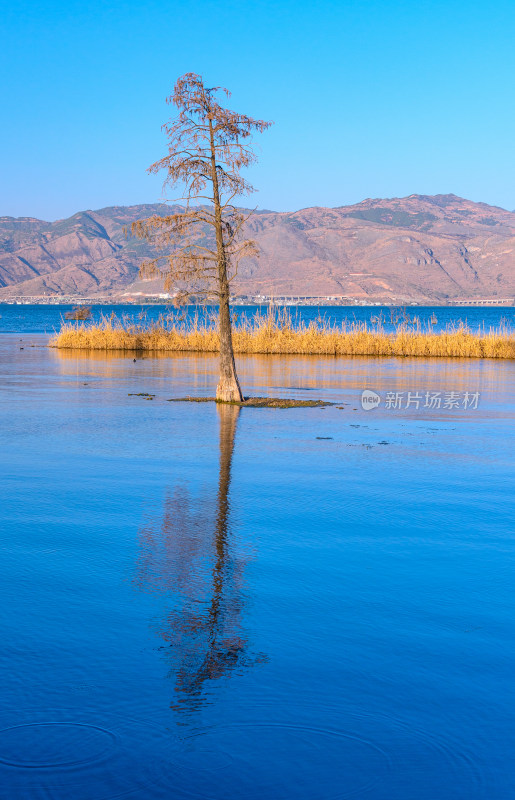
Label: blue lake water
xmin=1 ymin=302 xmax=515 ymax=335
xmin=1 ymin=316 xmax=515 ymax=798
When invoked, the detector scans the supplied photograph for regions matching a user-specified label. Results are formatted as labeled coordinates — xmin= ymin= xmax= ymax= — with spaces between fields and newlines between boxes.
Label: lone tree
xmin=131 ymin=73 xmax=272 ymax=402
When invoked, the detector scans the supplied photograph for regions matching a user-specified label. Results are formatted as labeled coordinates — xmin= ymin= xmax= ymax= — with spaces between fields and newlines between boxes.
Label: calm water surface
xmin=1 ymin=331 xmax=514 ymax=798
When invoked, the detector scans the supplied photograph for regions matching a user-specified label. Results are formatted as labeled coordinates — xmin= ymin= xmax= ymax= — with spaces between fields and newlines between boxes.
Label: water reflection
xmin=135 ymin=403 xmax=265 ymax=713
xmin=54 ymin=345 xmax=514 ymax=402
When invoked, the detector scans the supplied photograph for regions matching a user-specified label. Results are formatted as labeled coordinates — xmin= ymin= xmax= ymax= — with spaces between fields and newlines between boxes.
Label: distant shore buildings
xmin=2 ymin=293 xmax=514 ymax=307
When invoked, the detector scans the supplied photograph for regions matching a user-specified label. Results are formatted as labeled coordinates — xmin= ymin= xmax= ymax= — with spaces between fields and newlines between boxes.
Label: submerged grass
xmin=166 ymin=396 xmax=332 ymax=408
xmin=52 ymin=308 xmax=515 ymax=359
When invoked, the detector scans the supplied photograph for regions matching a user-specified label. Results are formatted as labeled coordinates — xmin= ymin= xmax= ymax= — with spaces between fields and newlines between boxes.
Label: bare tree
xmin=130 ymin=73 xmax=272 ymax=402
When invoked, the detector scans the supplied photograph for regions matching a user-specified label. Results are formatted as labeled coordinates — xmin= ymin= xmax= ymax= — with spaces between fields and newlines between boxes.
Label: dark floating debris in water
xmin=167 ymin=396 xmax=333 ymax=408
xmin=128 ymin=393 xmax=155 ymax=397
xmin=64 ymin=305 xmax=92 ymax=321
xmin=316 ymin=436 xmax=333 ymax=440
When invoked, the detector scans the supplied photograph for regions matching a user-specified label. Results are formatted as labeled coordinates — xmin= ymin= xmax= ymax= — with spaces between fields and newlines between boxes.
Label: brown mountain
xmin=1 ymin=194 xmax=514 ymax=302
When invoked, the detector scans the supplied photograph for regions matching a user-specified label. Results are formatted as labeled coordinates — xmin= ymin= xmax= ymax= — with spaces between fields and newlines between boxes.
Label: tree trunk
xmin=217 ymin=288 xmax=243 ymax=402
xmin=208 ymin=117 xmax=243 ymax=403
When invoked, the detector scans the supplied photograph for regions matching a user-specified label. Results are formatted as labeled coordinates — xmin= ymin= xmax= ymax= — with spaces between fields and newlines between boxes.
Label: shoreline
xmin=2 ymin=299 xmax=515 ymax=308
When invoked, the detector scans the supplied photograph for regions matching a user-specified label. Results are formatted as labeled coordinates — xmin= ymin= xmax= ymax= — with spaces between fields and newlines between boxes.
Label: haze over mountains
xmin=1 ymin=194 xmax=514 ymax=303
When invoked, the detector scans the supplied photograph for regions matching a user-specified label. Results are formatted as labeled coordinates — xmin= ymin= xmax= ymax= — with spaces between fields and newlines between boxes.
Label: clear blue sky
xmin=2 ymin=0 xmax=514 ymax=219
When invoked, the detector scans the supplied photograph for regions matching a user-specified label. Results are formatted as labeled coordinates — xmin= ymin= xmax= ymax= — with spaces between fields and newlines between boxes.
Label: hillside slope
xmin=1 ymin=195 xmax=514 ymax=302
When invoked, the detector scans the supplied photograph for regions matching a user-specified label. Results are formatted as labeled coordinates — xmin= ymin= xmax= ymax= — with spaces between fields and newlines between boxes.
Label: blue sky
xmin=2 ymin=0 xmax=514 ymax=219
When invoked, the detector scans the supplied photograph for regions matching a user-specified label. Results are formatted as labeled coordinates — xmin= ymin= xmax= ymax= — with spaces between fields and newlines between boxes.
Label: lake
xmin=1 ymin=302 xmax=515 ymax=335
xmin=1 ymin=312 xmax=514 ymax=798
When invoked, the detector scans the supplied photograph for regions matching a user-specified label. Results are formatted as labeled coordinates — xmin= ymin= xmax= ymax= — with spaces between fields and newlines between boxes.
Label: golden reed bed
xmin=51 ymin=310 xmax=515 ymax=359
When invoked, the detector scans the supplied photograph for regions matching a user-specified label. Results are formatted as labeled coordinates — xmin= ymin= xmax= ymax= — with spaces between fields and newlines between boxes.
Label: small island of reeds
xmin=52 ymin=308 xmax=515 ymax=360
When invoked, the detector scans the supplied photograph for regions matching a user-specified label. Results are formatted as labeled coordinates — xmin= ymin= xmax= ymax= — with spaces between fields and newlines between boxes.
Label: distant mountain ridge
xmin=1 ymin=194 xmax=514 ymax=302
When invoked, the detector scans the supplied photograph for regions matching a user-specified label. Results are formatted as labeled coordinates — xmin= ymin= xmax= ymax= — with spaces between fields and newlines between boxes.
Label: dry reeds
xmin=51 ymin=308 xmax=515 ymax=359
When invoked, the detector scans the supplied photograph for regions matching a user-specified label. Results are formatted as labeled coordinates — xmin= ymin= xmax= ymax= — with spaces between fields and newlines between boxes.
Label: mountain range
xmin=1 ymin=194 xmax=514 ymax=303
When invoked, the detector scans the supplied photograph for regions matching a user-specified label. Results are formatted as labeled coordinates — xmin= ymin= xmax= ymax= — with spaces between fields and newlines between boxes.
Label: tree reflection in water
xmin=135 ymin=403 xmax=266 ymax=713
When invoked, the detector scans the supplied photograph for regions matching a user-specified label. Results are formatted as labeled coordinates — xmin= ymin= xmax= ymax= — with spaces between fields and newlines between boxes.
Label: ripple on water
xmin=0 ymin=722 xmax=116 ymax=768
xmin=167 ymin=711 xmax=489 ymax=800
xmin=0 ymin=710 xmax=176 ymax=800
xmin=169 ymin=722 xmax=390 ymax=800
xmin=351 ymin=710 xmax=488 ymax=798
xmin=0 ymin=710 xmax=490 ymax=799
